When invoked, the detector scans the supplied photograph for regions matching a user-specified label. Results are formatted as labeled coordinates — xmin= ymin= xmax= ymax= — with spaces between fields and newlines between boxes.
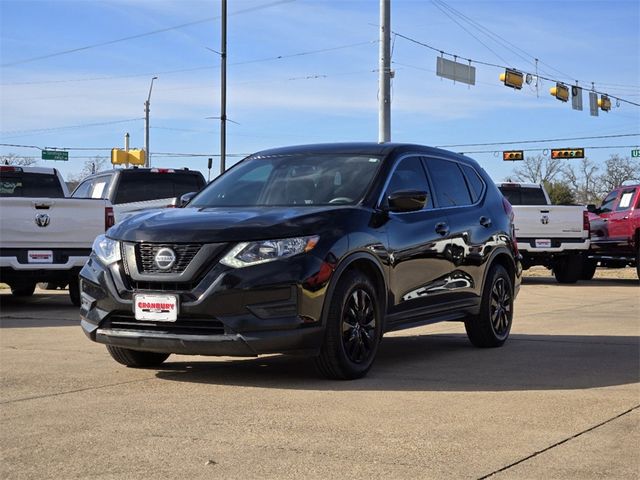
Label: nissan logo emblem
xmin=154 ymin=248 xmax=176 ymax=270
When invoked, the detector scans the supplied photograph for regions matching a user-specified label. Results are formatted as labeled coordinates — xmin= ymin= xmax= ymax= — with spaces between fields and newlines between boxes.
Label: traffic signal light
xmin=111 ymin=148 xmax=146 ymax=165
xmin=597 ymin=95 xmax=611 ymax=112
xmin=499 ymin=69 xmax=524 ymax=90
xmin=128 ymin=149 xmax=146 ymax=166
xmin=551 ymin=148 xmax=584 ymax=159
xmin=549 ymin=82 xmax=569 ymax=102
xmin=503 ymin=150 xmax=524 ymax=161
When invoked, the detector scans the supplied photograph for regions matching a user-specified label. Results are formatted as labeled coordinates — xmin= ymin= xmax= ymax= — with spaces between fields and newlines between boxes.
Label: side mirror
xmin=387 ymin=190 xmax=428 ymax=213
xmin=586 ymin=204 xmax=597 ymax=214
xmin=178 ymin=191 xmax=197 ymax=208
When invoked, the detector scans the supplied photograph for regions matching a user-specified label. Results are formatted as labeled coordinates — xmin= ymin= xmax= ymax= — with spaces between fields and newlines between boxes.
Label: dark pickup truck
xmin=585 ymin=184 xmax=640 ymax=280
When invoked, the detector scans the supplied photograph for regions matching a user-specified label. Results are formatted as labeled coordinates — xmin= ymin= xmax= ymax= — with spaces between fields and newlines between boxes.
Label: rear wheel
xmin=636 ymin=241 xmax=640 ymax=281
xmin=465 ymin=264 xmax=513 ymax=348
xmin=553 ymin=255 xmax=582 ymax=284
xmin=580 ymin=258 xmax=598 ymax=281
xmin=314 ymin=270 xmax=382 ymax=380
xmin=106 ymin=345 xmax=170 ymax=368
xmin=11 ymin=282 xmax=36 ymax=297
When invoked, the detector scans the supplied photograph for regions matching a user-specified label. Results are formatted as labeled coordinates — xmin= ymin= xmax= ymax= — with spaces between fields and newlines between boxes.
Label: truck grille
xmin=136 ymin=243 xmax=202 ymax=274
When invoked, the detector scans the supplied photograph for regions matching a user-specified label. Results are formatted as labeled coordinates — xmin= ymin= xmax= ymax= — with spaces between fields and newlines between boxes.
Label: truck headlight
xmin=92 ymin=234 xmax=121 ymax=265
xmin=220 ymin=236 xmax=319 ymax=268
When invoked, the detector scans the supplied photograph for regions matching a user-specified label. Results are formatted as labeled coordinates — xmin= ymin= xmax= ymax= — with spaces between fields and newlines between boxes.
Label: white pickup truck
xmin=0 ymin=166 xmax=114 ymax=304
xmin=497 ymin=182 xmax=590 ymax=283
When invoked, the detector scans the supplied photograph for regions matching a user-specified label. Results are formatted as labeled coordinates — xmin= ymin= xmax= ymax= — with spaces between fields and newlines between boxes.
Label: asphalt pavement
xmin=1 ymin=276 xmax=638 ymax=479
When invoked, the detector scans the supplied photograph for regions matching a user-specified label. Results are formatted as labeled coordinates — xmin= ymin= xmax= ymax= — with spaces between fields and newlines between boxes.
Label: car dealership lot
xmin=1 ymin=277 xmax=638 ymax=480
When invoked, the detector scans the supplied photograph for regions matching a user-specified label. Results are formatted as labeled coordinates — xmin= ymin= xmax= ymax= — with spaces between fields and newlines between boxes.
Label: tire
xmin=580 ymin=258 xmax=598 ymax=281
xmin=106 ymin=345 xmax=170 ymax=368
xmin=553 ymin=255 xmax=582 ymax=284
xmin=465 ymin=264 xmax=513 ymax=348
xmin=314 ymin=270 xmax=382 ymax=380
xmin=11 ymin=283 xmax=36 ymax=297
xmin=69 ymin=276 xmax=80 ymax=307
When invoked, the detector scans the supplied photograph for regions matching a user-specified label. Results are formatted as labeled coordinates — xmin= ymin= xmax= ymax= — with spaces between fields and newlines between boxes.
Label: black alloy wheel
xmin=315 ymin=270 xmax=382 ymax=380
xmin=342 ymin=289 xmax=377 ymax=364
xmin=465 ymin=263 xmax=513 ymax=348
xmin=489 ymin=277 xmax=511 ymax=339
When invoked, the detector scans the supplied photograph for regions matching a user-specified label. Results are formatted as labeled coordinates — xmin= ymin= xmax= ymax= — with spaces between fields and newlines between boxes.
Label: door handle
xmin=479 ymin=216 xmax=492 ymax=228
xmin=435 ymin=222 xmax=449 ymax=236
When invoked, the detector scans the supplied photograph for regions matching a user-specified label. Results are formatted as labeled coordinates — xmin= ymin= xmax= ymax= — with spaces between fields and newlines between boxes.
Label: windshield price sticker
xmin=134 ymin=294 xmax=179 ymax=322
xmin=28 ymin=250 xmax=53 ymax=263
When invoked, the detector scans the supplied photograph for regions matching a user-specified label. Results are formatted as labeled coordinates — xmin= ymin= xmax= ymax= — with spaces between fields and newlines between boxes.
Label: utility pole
xmin=144 ymin=76 xmax=158 ymax=167
xmin=124 ymin=132 xmax=129 ymax=168
xmin=220 ymin=0 xmax=227 ymax=175
xmin=378 ymin=0 xmax=391 ymax=143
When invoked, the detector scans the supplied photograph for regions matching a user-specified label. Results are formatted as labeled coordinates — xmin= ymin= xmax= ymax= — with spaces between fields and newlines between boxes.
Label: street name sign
xmin=41 ymin=150 xmax=68 ymax=161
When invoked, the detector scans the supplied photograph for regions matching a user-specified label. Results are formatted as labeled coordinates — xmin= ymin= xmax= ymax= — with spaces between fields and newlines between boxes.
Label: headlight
xmin=220 ymin=236 xmax=319 ymax=268
xmin=92 ymin=234 xmax=121 ymax=265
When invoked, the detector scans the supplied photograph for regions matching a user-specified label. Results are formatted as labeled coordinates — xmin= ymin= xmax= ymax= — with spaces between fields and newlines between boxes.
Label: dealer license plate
xmin=535 ymin=239 xmax=552 ymax=248
xmin=134 ymin=294 xmax=178 ymax=322
xmin=28 ymin=250 xmax=53 ymax=263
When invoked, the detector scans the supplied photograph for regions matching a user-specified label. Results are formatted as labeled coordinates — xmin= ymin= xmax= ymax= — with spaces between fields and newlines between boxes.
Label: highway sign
xmin=632 ymin=149 xmax=640 ymax=158
xmin=41 ymin=150 xmax=68 ymax=161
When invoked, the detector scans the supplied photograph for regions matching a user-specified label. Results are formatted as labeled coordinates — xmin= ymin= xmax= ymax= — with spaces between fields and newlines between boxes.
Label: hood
xmin=108 ymin=205 xmax=355 ymax=243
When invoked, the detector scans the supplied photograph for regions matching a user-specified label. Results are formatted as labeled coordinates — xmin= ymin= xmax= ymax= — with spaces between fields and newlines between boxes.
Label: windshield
xmin=190 ymin=154 xmax=383 ymax=207
xmin=0 ymin=172 xmax=65 ymax=198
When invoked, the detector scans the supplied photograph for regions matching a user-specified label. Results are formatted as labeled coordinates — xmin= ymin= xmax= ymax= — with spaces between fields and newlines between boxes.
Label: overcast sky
xmin=1 ymin=0 xmax=638 ymax=182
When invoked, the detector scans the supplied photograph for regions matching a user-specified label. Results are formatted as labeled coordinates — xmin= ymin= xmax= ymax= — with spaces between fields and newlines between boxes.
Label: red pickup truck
xmin=586 ymin=184 xmax=640 ymax=280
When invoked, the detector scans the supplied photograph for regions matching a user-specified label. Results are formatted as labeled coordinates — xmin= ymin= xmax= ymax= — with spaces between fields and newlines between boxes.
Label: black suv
xmin=80 ymin=143 xmax=521 ymax=379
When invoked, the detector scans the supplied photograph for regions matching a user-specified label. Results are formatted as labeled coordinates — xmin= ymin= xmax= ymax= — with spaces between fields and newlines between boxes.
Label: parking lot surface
xmin=1 ymin=276 xmax=639 ymax=479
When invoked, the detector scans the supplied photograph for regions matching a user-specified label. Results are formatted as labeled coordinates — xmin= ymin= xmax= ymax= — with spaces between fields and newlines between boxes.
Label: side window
xmin=90 ymin=176 xmax=111 ymax=199
xmin=615 ymin=188 xmax=637 ymax=212
xmin=425 ymin=158 xmax=473 ymax=207
xmin=72 ymin=179 xmax=92 ymax=198
xmin=599 ymin=191 xmax=618 ymax=213
xmin=384 ymin=156 xmax=432 ymax=209
xmin=460 ymin=164 xmax=485 ymax=203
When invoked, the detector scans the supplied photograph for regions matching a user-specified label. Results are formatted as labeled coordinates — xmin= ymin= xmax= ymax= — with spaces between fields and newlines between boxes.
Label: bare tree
xmin=512 ymin=154 xmax=563 ymax=184
xmin=562 ymin=158 xmax=601 ymax=204
xmin=1 ymin=153 xmax=38 ymax=166
xmin=598 ymin=154 xmax=640 ymax=192
xmin=67 ymin=156 xmax=109 ymax=182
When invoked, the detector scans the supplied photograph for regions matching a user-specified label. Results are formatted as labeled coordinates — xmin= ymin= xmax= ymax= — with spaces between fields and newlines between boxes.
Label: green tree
xmin=543 ymin=180 xmax=576 ymax=205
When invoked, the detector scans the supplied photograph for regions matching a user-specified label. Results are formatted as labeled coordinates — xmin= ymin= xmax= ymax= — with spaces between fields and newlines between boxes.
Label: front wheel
xmin=465 ymin=264 xmax=513 ymax=348
xmin=106 ymin=346 xmax=170 ymax=368
xmin=314 ymin=270 xmax=382 ymax=380
xmin=69 ymin=276 xmax=80 ymax=307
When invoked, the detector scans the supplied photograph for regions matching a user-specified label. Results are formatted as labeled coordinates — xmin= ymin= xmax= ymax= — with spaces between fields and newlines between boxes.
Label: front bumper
xmin=79 ymin=251 xmax=331 ymax=357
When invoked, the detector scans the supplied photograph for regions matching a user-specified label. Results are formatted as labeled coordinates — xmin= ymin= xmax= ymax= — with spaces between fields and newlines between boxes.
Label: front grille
xmin=104 ymin=315 xmax=225 ymax=336
xmin=136 ymin=243 xmax=202 ymax=274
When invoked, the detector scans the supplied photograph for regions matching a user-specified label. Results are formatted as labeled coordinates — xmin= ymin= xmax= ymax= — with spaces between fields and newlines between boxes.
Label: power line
xmin=1 ymin=0 xmax=296 ymax=68
xmin=436 ymin=133 xmax=640 ymax=148
xmin=0 ymin=118 xmax=143 ymax=138
xmin=1 ymin=41 xmax=377 ymax=87
xmin=393 ymin=31 xmax=640 ymax=108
